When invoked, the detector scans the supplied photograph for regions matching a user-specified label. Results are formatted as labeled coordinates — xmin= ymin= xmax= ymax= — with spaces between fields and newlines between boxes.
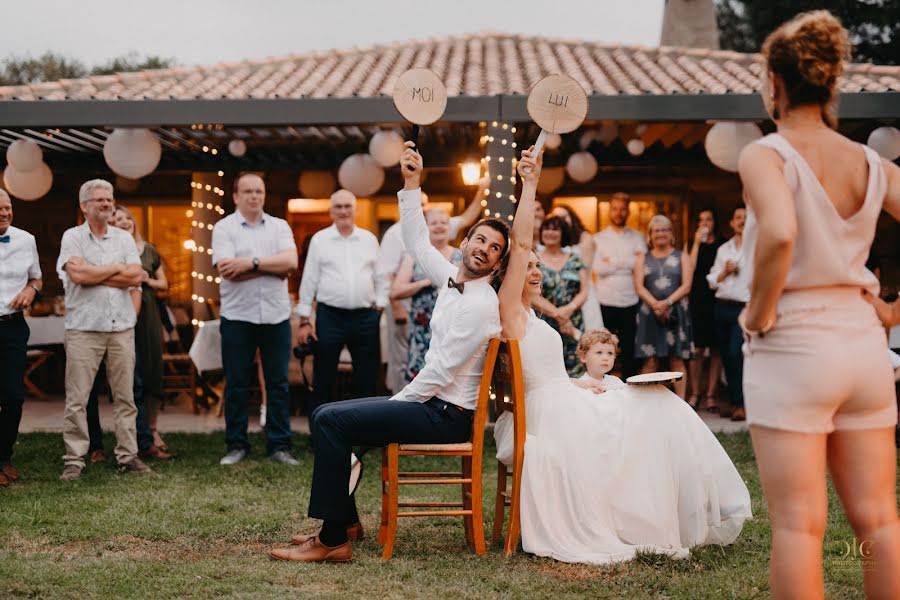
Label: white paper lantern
xmin=368 ymin=130 xmax=405 ymax=167
xmin=536 ymin=166 xmax=566 ymax=194
xmin=228 ymin=139 xmax=247 ymax=157
xmin=704 ymin=122 xmax=763 ymax=172
xmin=298 ymin=170 xmax=337 ymax=198
xmin=3 ymin=162 xmax=53 ymax=201
xmin=597 ymin=122 xmax=619 ymax=145
xmin=626 ymin=138 xmax=646 ymax=156
xmin=867 ymin=126 xmax=900 ymax=161
xmin=544 ymin=133 xmax=562 ymax=150
xmin=338 ymin=153 xmax=385 ymax=197
xmin=103 ymin=128 xmax=162 ymax=179
xmin=6 ymin=139 xmax=43 ymax=172
xmin=566 ymin=152 xmax=598 ymax=183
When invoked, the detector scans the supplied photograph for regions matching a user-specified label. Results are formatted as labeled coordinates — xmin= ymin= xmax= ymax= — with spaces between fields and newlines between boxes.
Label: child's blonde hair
xmin=576 ymin=328 xmax=620 ymax=362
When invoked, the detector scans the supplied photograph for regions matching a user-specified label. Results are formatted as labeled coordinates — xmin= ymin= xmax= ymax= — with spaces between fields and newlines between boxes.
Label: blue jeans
xmin=714 ymin=301 xmax=745 ymax=408
xmin=220 ymin=317 xmax=292 ymax=455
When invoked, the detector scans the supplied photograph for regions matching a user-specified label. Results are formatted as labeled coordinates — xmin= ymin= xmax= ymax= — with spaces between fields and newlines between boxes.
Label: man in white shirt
xmin=0 ymin=190 xmax=42 ymax=487
xmin=297 ymin=189 xmax=386 ymax=411
xmin=271 ymin=142 xmax=507 ymax=563
xmin=212 ymin=173 xmax=299 ymax=466
xmin=706 ymin=204 xmax=749 ymax=422
xmin=592 ymin=193 xmax=647 ymax=378
xmin=376 ymin=179 xmax=489 ymax=394
xmin=57 ymin=179 xmax=147 ymax=481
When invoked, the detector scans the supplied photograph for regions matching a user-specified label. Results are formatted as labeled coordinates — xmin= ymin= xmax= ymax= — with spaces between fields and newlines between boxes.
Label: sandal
xmin=152 ymin=428 xmax=167 ymax=452
xmin=687 ymin=394 xmax=700 ymax=410
xmin=701 ymin=396 xmax=719 ymax=412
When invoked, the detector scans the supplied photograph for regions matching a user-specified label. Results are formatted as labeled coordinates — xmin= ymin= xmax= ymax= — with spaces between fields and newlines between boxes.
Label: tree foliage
xmin=716 ymin=0 xmax=899 ymax=65
xmin=0 ymin=51 xmax=176 ymax=86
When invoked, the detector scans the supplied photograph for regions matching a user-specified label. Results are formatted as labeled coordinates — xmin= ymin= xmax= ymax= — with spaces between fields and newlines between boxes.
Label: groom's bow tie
xmin=447 ymin=277 xmax=465 ymax=294
xmin=0 ymin=235 xmax=10 ymax=243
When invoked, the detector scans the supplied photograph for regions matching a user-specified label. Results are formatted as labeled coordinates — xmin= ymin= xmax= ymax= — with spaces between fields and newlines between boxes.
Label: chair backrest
xmin=470 ymin=338 xmax=501 ymax=452
xmin=492 ymin=339 xmax=526 ymax=461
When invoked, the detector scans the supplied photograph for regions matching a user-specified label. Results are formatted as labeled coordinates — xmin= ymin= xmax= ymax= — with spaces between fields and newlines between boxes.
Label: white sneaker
xmin=219 ymin=448 xmax=248 ymax=465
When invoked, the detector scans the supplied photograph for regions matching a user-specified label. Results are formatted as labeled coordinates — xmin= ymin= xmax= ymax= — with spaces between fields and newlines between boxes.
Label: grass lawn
xmin=0 ymin=431 xmax=887 ymax=599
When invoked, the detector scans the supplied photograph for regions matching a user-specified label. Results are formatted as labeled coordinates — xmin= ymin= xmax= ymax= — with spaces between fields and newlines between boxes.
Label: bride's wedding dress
xmin=494 ymin=311 xmax=752 ymax=564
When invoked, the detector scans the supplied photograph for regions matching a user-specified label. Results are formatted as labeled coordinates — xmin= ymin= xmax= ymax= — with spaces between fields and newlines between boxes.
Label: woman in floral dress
xmin=532 ymin=216 xmax=589 ymax=376
xmin=390 ymin=207 xmax=462 ymax=385
xmin=633 ymin=214 xmax=694 ymax=398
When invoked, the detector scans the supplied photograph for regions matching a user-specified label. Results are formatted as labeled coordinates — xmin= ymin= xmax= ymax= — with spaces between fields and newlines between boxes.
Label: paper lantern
xmin=536 ymin=166 xmax=566 ymax=194
xmin=115 ymin=175 xmax=141 ymax=193
xmin=368 ymin=130 xmax=405 ymax=167
xmin=298 ymin=170 xmax=337 ymax=198
xmin=6 ymin=139 xmax=43 ymax=172
xmin=597 ymin=122 xmax=619 ymax=145
xmin=338 ymin=153 xmax=385 ymax=197
xmin=565 ymin=152 xmax=598 ymax=183
xmin=867 ymin=126 xmax=900 ymax=161
xmin=545 ymin=133 xmax=562 ymax=150
xmin=3 ymin=162 xmax=53 ymax=200
xmin=103 ymin=128 xmax=162 ymax=179
xmin=228 ymin=139 xmax=247 ymax=157
xmin=704 ymin=122 xmax=763 ymax=172
xmin=626 ymin=138 xmax=646 ymax=156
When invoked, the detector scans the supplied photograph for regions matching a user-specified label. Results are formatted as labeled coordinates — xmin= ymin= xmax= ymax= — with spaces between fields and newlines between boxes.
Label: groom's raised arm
xmin=398 ymin=142 xmax=455 ymax=286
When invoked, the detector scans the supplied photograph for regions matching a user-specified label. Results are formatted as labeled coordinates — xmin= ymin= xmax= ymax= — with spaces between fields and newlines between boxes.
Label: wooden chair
xmin=377 ymin=338 xmax=500 ymax=560
xmin=490 ymin=340 xmax=526 ymax=556
xmin=160 ymin=316 xmax=199 ymax=412
xmin=24 ymin=349 xmax=54 ymax=400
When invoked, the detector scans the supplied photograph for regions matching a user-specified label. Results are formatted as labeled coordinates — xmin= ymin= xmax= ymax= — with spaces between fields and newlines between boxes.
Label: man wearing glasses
xmin=56 ymin=179 xmax=149 ymax=481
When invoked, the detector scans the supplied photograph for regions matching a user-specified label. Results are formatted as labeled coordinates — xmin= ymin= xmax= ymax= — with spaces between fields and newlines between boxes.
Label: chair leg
xmin=461 ymin=456 xmax=474 ymax=547
xmin=377 ymin=448 xmax=389 ymax=545
xmin=504 ymin=456 xmax=523 ymax=557
xmin=492 ymin=462 xmax=507 ymax=546
xmin=381 ymin=444 xmax=400 ymax=560
xmin=469 ymin=453 xmax=486 ymax=556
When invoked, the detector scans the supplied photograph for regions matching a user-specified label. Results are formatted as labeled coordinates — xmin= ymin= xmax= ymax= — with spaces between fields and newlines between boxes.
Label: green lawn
xmin=0 ymin=431 xmax=883 ymax=599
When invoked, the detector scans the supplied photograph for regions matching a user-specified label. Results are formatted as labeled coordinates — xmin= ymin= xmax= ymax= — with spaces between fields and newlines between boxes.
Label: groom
xmin=270 ymin=142 xmax=509 ymax=562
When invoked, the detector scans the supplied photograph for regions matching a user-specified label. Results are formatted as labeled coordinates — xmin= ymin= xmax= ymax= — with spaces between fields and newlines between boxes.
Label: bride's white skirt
xmin=494 ymin=383 xmax=752 ymax=565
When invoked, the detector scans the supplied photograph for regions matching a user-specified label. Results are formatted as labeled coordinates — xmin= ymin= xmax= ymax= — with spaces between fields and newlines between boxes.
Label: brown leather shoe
xmin=731 ymin=407 xmax=746 ymax=422
xmin=1 ymin=463 xmax=20 ymax=481
xmin=290 ymin=522 xmax=364 ymax=545
xmin=0 ymin=471 xmax=9 ymax=487
xmin=139 ymin=445 xmax=176 ymax=460
xmin=271 ymin=536 xmax=352 ymax=563
xmin=90 ymin=449 xmax=107 ymax=464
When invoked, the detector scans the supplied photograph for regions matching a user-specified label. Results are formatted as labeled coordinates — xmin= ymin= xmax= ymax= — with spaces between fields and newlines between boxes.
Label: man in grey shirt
xmin=57 ymin=179 xmax=149 ymax=481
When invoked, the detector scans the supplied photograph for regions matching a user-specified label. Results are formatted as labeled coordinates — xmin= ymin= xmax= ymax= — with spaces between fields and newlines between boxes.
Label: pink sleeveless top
xmin=742 ymin=133 xmax=884 ymax=295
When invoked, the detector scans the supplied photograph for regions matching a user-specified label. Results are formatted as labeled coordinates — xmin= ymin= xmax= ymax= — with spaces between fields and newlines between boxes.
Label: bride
xmin=494 ymin=147 xmax=752 ymax=564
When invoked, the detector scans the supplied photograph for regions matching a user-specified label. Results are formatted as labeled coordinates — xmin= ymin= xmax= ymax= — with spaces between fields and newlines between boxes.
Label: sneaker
xmin=90 ymin=449 xmax=107 ymax=464
xmin=60 ymin=465 xmax=83 ymax=481
xmin=117 ymin=458 xmax=152 ymax=474
xmin=269 ymin=450 xmax=300 ymax=466
xmin=220 ymin=448 xmax=248 ymax=466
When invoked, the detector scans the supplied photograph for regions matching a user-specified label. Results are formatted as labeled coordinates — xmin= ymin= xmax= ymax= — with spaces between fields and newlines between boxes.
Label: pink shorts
xmin=743 ymin=287 xmax=897 ymax=434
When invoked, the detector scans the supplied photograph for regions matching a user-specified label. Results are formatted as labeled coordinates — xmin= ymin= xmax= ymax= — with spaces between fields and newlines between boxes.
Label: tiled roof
xmin=2 ymin=32 xmax=898 ymax=102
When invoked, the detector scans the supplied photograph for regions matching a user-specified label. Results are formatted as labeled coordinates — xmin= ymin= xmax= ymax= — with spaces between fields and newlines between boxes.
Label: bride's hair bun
xmin=762 ymin=10 xmax=850 ymax=127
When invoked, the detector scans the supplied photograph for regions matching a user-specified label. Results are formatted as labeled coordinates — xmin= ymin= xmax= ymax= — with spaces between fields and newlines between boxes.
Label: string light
xmin=186 ymin=167 xmax=226 ymax=315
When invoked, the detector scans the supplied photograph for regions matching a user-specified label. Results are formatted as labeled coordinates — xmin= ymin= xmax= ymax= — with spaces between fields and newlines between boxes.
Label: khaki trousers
xmin=63 ymin=329 xmax=137 ymax=467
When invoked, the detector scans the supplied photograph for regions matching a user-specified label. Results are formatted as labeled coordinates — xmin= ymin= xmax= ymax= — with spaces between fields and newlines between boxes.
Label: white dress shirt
xmin=706 ymin=237 xmax=751 ymax=303
xmin=0 ymin=226 xmax=41 ymax=317
xmin=391 ymin=188 xmax=501 ymax=410
xmin=56 ymin=222 xmax=141 ymax=332
xmin=592 ymin=227 xmax=647 ymax=307
xmin=297 ymin=224 xmax=385 ymax=318
xmin=212 ymin=211 xmax=297 ymax=325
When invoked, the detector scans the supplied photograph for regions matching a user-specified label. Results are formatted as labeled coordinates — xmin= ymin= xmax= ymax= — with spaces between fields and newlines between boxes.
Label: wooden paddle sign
xmin=524 ymin=73 xmax=589 ymax=172
xmin=625 ymin=371 xmax=684 ymax=386
xmin=393 ymin=68 xmax=448 ymax=170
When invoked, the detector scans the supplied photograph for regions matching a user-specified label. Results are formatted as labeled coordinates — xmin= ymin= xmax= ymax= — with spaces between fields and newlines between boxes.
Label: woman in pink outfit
xmin=739 ymin=10 xmax=900 ymax=599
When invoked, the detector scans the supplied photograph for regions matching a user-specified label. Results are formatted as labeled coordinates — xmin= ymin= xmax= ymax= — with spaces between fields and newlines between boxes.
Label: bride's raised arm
xmin=499 ymin=147 xmax=542 ymax=340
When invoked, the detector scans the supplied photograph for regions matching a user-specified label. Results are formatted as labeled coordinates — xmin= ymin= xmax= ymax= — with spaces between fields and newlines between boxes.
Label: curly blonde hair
xmin=576 ymin=329 xmax=620 ymax=363
xmin=762 ymin=10 xmax=850 ymax=129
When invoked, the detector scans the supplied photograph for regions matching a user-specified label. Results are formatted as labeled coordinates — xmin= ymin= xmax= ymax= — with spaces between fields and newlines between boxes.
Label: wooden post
xmin=190 ymin=171 xmax=223 ymax=321
xmin=483 ymin=122 xmax=517 ymax=223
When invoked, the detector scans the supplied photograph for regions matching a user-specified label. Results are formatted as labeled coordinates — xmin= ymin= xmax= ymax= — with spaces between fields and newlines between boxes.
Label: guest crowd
xmin=0 ymin=171 xmax=894 ymax=485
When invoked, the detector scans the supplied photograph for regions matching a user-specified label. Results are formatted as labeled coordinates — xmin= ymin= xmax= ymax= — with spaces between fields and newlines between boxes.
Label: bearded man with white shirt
xmin=592 ymin=193 xmax=647 ymax=378
xmin=297 ymin=189 xmax=386 ymax=411
xmin=706 ymin=203 xmax=749 ymax=422
xmin=271 ymin=142 xmax=508 ymax=563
